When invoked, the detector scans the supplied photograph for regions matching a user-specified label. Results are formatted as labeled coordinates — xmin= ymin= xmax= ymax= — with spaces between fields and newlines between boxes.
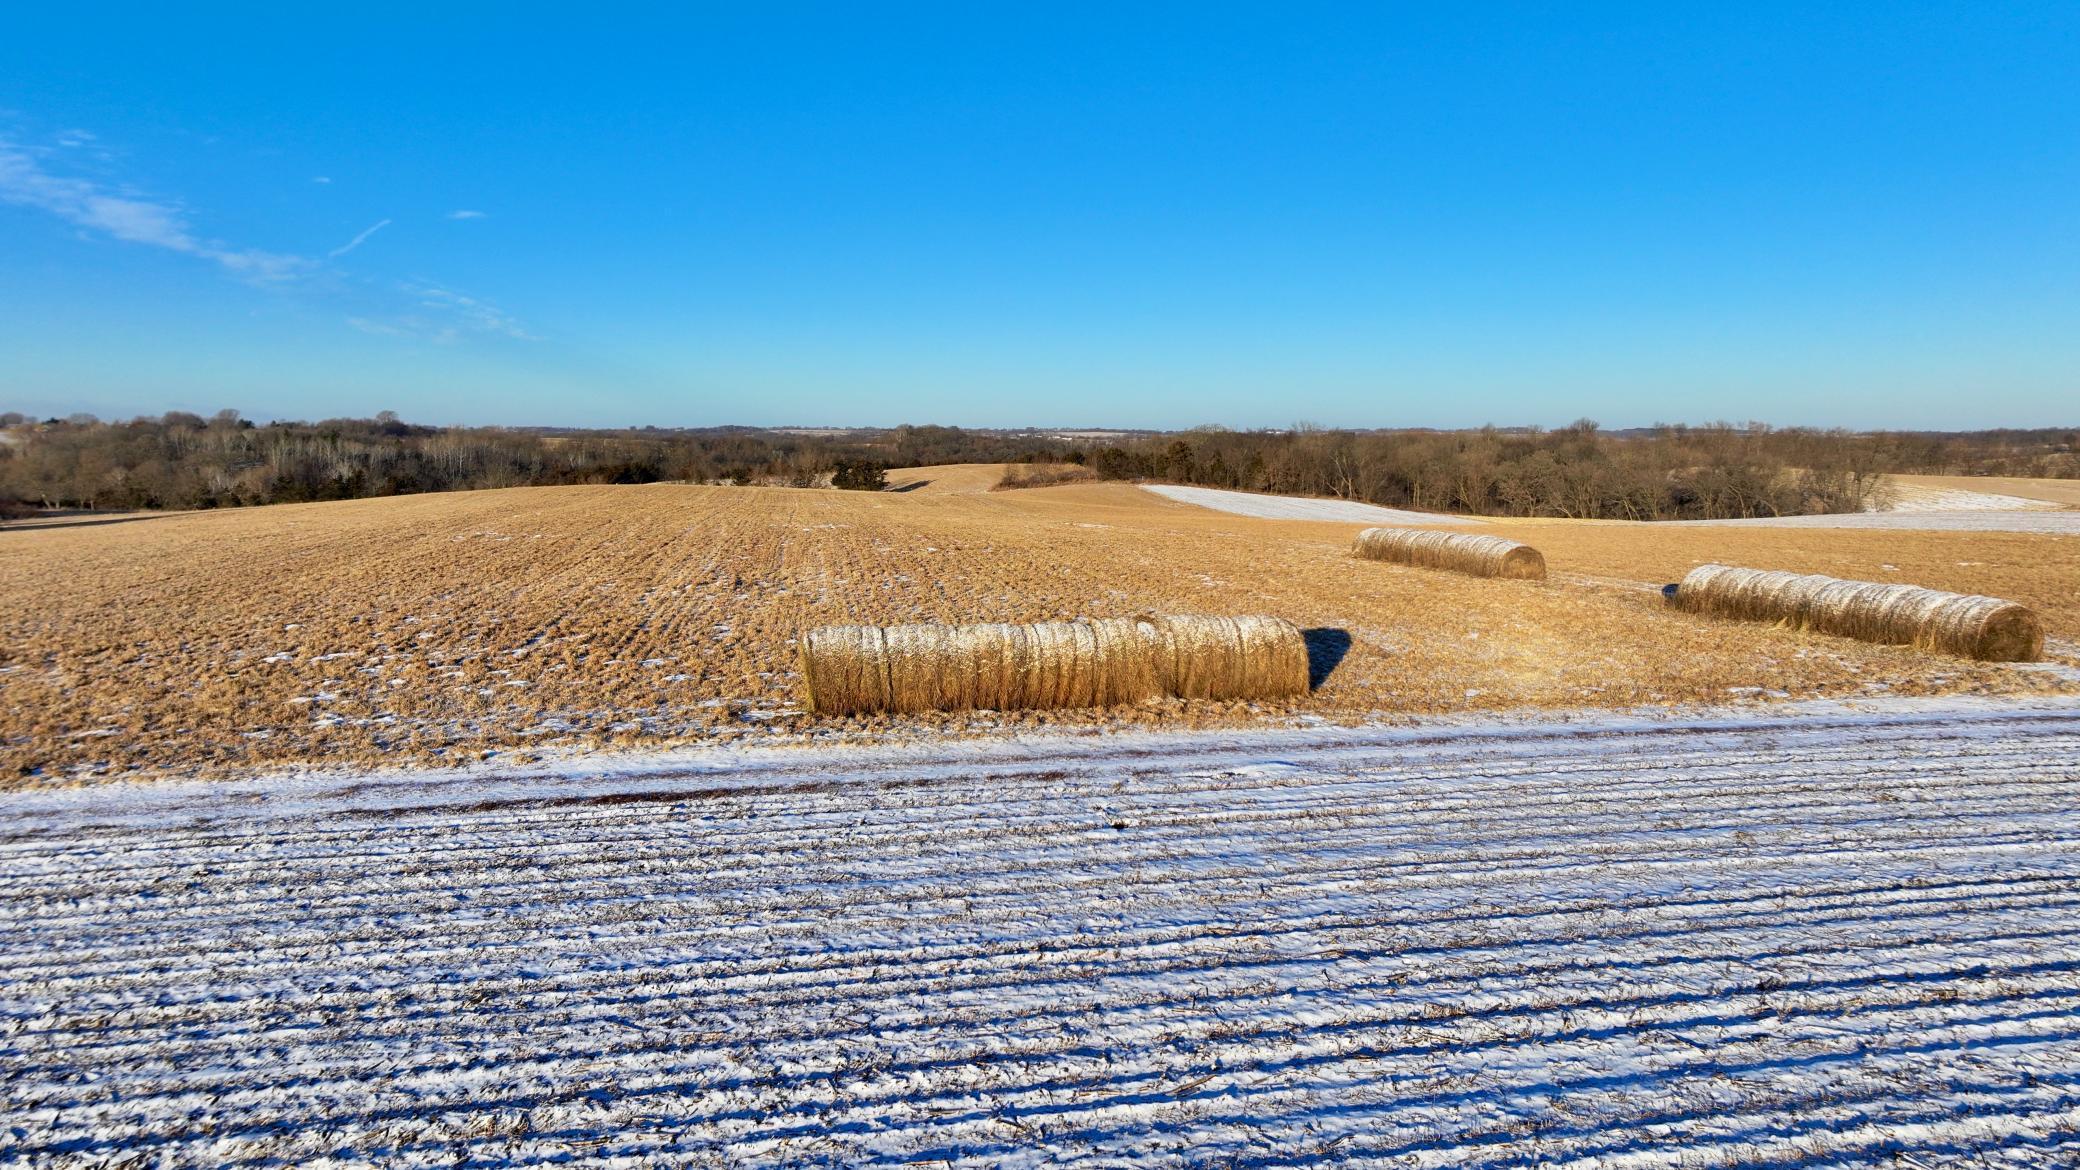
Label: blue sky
xmin=2 ymin=4 xmax=2076 ymax=429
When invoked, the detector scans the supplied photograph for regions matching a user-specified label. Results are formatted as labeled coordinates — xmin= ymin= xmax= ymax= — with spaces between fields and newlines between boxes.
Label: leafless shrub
xmin=993 ymin=464 xmax=1099 ymax=491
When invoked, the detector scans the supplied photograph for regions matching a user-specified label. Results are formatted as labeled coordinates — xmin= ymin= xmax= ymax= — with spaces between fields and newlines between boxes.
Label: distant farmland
xmin=1 ymin=468 xmax=2075 ymax=782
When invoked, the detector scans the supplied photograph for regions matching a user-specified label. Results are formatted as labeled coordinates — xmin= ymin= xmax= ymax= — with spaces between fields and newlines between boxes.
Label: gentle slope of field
xmin=1888 ymin=474 xmax=2080 ymax=509
xmin=3 ymin=700 xmax=2076 ymax=1165
xmin=882 ymin=462 xmax=1008 ymax=495
xmin=3 ymin=474 xmax=2077 ymax=781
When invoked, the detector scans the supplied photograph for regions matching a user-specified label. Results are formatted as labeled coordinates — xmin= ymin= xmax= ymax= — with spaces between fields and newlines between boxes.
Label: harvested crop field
xmin=3 ymin=471 xmax=2076 ymax=781
xmin=1473 ymin=519 xmax=2080 ymax=645
xmin=3 ymin=700 xmax=2078 ymax=1165
xmin=1887 ymin=474 xmax=2080 ymax=509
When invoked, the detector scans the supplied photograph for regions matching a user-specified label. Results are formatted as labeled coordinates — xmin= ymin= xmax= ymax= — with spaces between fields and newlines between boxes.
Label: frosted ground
xmin=4 ymin=698 xmax=2078 ymax=1166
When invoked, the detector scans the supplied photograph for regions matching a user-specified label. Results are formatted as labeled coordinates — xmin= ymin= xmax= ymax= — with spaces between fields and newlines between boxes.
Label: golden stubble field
xmin=3 ymin=468 xmax=2076 ymax=783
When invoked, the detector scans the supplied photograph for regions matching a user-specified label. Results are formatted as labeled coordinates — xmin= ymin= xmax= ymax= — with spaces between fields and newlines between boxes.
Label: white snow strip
xmin=1876 ymin=484 xmax=2068 ymax=513
xmin=1670 ymin=509 xmax=2080 ymax=534
xmin=1142 ymin=483 xmax=2078 ymax=533
xmin=1142 ymin=484 xmax=1487 ymax=525
xmin=2 ymin=697 xmax=2078 ymax=1166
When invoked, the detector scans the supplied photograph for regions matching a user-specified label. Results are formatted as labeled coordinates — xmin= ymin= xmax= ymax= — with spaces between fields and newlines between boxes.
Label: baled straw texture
xmin=1352 ymin=527 xmax=1546 ymax=580
xmin=797 ymin=618 xmax=1158 ymax=716
xmin=797 ymin=613 xmax=1311 ymax=715
xmin=1671 ymin=564 xmax=2043 ymax=662
xmin=1136 ymin=614 xmax=1311 ymax=702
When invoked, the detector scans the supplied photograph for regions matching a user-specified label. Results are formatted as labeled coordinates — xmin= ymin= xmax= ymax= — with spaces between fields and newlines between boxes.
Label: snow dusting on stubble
xmin=3 ymin=700 xmax=2079 ymax=1165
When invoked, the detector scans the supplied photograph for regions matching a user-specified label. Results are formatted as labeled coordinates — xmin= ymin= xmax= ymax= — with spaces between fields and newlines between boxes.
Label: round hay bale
xmin=797 ymin=618 xmax=1159 ymax=715
xmin=1670 ymin=564 xmax=2043 ymax=662
xmin=1137 ymin=614 xmax=1311 ymax=701
xmin=1089 ymin=616 xmax=1161 ymax=707
xmin=797 ymin=625 xmax=891 ymax=716
xmin=1352 ymin=527 xmax=1545 ymax=580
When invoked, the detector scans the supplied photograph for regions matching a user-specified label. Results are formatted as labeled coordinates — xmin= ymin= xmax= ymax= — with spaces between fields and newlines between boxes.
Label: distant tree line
xmin=1084 ymin=422 xmax=2080 ymax=521
xmin=0 ymin=411 xmax=1063 ymax=512
xmin=1 ymin=408 xmax=2072 ymax=521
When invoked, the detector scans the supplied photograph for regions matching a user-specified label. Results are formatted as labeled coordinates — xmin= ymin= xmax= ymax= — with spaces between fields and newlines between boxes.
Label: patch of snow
xmin=1144 ymin=484 xmax=1487 ymax=526
xmin=1876 ymin=484 xmax=2067 ymax=513
xmin=1673 ymin=510 xmax=2080 ymax=535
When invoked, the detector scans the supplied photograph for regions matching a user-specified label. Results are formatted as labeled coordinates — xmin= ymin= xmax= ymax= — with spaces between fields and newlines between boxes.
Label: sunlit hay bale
xmin=1352 ymin=527 xmax=1546 ymax=580
xmin=1671 ymin=564 xmax=2043 ymax=662
xmin=797 ymin=618 xmax=1160 ymax=715
xmin=1136 ymin=614 xmax=1311 ymax=701
xmin=1088 ymin=617 xmax=1162 ymax=707
xmin=796 ymin=625 xmax=892 ymax=715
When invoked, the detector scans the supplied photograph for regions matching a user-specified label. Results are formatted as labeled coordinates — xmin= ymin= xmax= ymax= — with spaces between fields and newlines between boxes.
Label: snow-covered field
xmin=1143 ymin=484 xmax=1486 ymax=525
xmin=1148 ymin=483 xmax=2080 ymax=534
xmin=5 ymin=700 xmax=2080 ymax=1166
xmin=1875 ymin=484 xmax=2067 ymax=513
xmin=1672 ymin=509 xmax=2080 ymax=535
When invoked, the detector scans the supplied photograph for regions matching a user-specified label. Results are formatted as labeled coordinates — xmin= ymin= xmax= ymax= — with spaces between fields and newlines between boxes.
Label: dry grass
xmin=1353 ymin=528 xmax=1545 ymax=579
xmin=2 ymin=474 xmax=2074 ymax=783
xmin=1672 ymin=564 xmax=2043 ymax=662
xmin=991 ymin=463 xmax=1099 ymax=491
xmin=881 ymin=463 xmax=1007 ymax=495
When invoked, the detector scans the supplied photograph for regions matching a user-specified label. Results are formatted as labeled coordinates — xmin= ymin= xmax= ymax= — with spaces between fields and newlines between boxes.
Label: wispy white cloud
xmin=349 ymin=281 xmax=536 ymax=343
xmin=0 ymin=137 xmax=309 ymax=283
xmin=407 ymin=281 xmax=537 ymax=340
xmin=348 ymin=315 xmax=457 ymax=343
xmin=4 ymin=129 xmax=535 ymax=343
xmin=328 ymin=217 xmax=391 ymax=258
xmin=311 ymin=175 xmax=332 ymax=184
xmin=346 ymin=315 xmax=422 ymax=339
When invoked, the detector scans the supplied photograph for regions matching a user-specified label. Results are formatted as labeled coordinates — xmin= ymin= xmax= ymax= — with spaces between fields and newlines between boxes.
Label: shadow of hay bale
xmin=1303 ymin=627 xmax=1352 ymax=689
